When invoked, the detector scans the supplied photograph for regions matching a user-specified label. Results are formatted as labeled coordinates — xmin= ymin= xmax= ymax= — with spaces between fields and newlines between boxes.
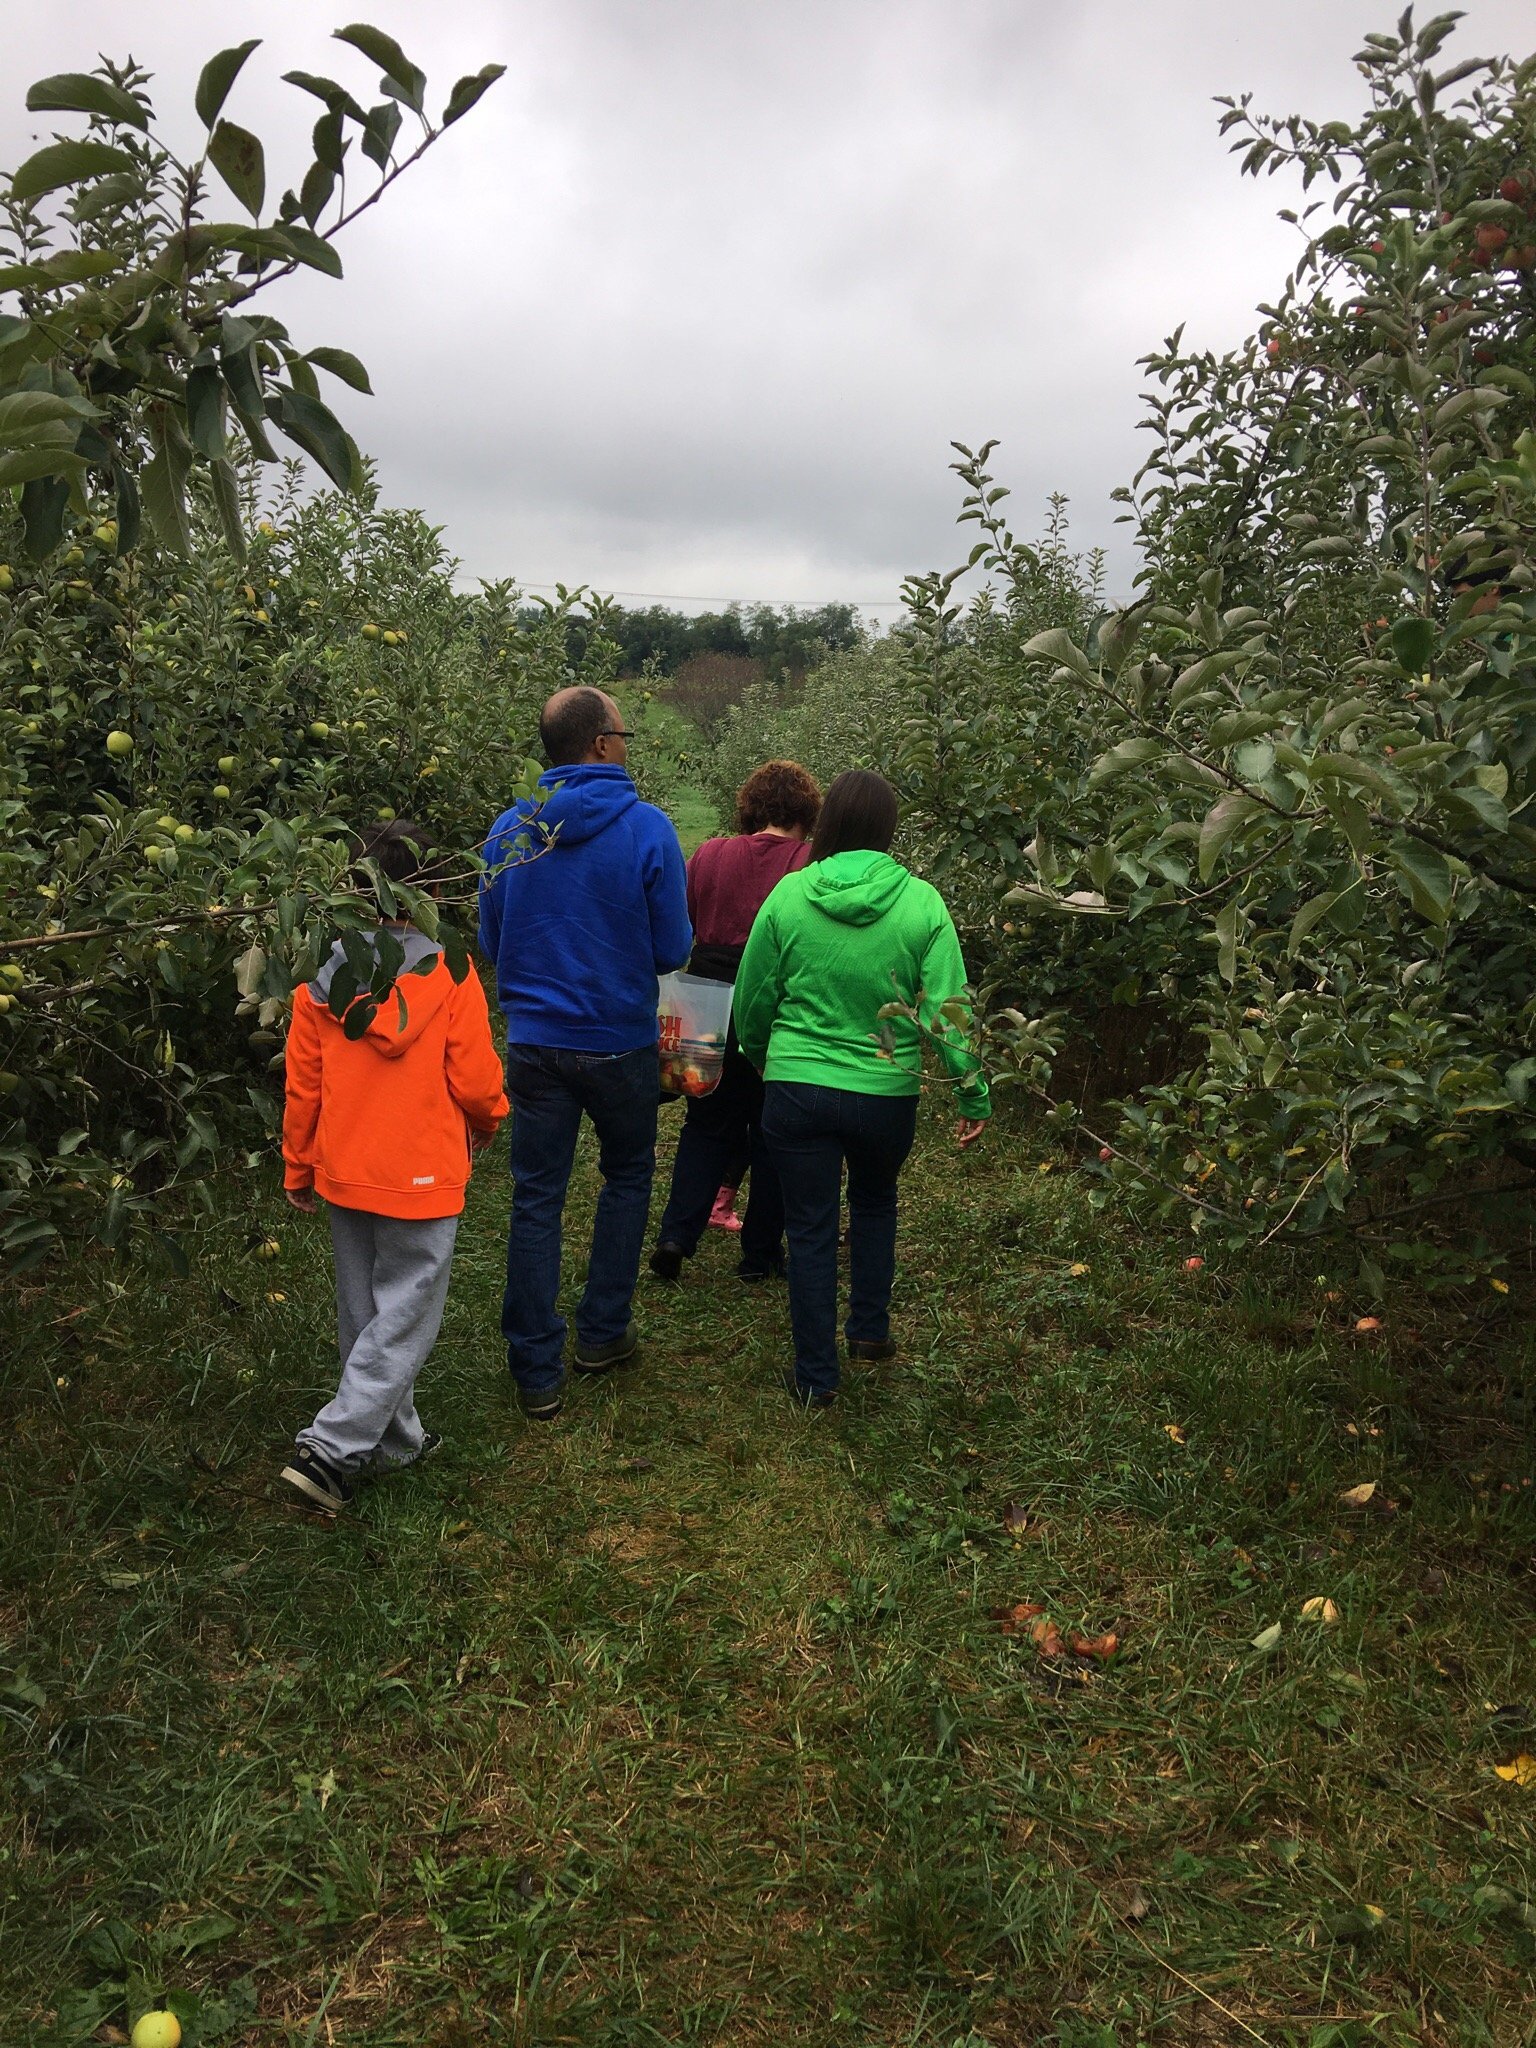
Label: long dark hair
xmin=809 ymin=769 xmax=899 ymax=862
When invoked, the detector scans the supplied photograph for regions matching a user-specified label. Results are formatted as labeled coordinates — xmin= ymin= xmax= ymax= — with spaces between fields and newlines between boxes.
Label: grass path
xmin=3 ymin=1104 xmax=1535 ymax=2046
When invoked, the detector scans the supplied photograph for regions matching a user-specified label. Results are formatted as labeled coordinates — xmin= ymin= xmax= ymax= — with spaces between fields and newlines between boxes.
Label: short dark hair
xmin=351 ymin=819 xmax=443 ymax=902
xmin=736 ymin=759 xmax=822 ymax=836
xmin=809 ymin=769 xmax=899 ymax=862
xmin=540 ymin=688 xmax=614 ymax=766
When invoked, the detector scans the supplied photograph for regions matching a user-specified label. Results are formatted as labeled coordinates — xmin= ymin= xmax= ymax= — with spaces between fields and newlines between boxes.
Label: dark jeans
xmin=502 ymin=1042 xmax=659 ymax=1393
xmin=759 ymin=1081 xmax=919 ymax=1398
xmin=657 ymin=1037 xmax=786 ymax=1271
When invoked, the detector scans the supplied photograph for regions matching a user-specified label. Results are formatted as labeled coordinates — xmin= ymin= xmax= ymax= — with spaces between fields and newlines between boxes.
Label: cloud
xmin=3 ymin=0 xmax=1532 ymax=606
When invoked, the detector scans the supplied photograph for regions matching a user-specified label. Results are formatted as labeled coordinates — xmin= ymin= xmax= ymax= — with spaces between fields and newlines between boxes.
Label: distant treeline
xmin=556 ymin=601 xmax=864 ymax=679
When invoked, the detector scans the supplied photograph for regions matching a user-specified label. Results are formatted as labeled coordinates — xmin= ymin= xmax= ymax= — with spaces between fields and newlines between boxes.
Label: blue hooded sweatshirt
xmin=479 ymin=762 xmax=693 ymax=1052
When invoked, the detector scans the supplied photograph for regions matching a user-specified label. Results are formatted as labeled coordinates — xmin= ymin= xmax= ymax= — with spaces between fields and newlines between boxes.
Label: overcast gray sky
xmin=4 ymin=2 xmax=1532 ymax=611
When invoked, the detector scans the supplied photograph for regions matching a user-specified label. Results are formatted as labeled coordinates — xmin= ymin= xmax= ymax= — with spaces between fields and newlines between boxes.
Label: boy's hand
xmin=286 ymin=1186 xmax=318 ymax=1213
xmin=956 ymin=1118 xmax=987 ymax=1150
xmin=470 ymin=1126 xmax=498 ymax=1154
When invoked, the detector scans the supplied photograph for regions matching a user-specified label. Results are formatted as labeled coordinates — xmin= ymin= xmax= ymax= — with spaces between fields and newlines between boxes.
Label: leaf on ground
xmin=1029 ymin=1616 xmax=1069 ymax=1658
xmin=1002 ymin=1502 xmax=1030 ymax=1535
xmin=1323 ymin=1902 xmax=1387 ymax=1941
xmin=993 ymin=1600 xmax=1045 ymax=1633
xmin=1101 ymin=1879 xmax=1151 ymax=1923
xmin=1300 ymin=1596 xmax=1340 ymax=1623
xmin=1339 ymin=1480 xmax=1378 ymax=1507
xmin=1473 ymin=1883 xmax=1536 ymax=1927
xmin=1250 ymin=1621 xmax=1284 ymax=1652
xmin=1163 ymin=1422 xmax=1187 ymax=1444
xmin=1493 ymin=1752 xmax=1536 ymax=1786
xmin=1068 ymin=1630 xmax=1119 ymax=1661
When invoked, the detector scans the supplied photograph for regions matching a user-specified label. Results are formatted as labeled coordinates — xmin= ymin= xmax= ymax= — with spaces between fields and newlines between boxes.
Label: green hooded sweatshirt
xmin=734 ymin=849 xmax=990 ymax=1119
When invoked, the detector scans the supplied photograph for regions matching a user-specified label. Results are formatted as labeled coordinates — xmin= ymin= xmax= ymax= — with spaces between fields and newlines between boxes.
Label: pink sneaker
xmin=708 ymin=1186 xmax=743 ymax=1232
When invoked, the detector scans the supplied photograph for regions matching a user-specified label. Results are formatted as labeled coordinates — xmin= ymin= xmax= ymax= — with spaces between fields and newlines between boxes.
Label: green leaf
xmin=208 ymin=120 xmax=266 ymax=217
xmin=185 ymin=362 xmax=225 ymax=460
xmin=361 ymin=101 xmax=403 ymax=169
xmin=1390 ymin=614 xmax=1435 ymax=674
xmin=0 ymin=249 xmax=119 ymax=289
xmin=11 ymin=139 xmax=137 ymax=202
xmin=141 ymin=405 xmax=193 ymax=556
xmin=0 ymin=446 xmax=85 ymax=489
xmin=282 ymin=72 xmax=369 ymax=123
xmin=1442 ymin=781 xmax=1508 ymax=834
xmin=1170 ymin=648 xmax=1251 ymax=710
xmin=25 ymin=72 xmax=148 ymax=130
xmin=1390 ymin=838 xmax=1452 ymax=922
xmin=299 ymin=158 xmax=337 ymax=225
xmin=220 ymin=338 xmax=265 ymax=416
xmin=266 ymin=223 xmax=343 ymax=279
xmin=305 ymin=347 xmax=372 ymax=394
xmin=442 ymin=64 xmax=507 ymax=126
xmin=1022 ymin=627 xmax=1094 ymax=680
xmin=1198 ymin=791 xmax=1263 ymax=881
xmin=20 ymin=474 xmax=70 ymax=557
xmin=209 ymin=458 xmax=246 ymax=562
xmin=113 ymin=462 xmax=141 ymax=553
xmin=1214 ymin=899 xmax=1241 ymax=986
xmin=196 ymin=41 xmax=262 ymax=129
xmin=1088 ymin=736 xmax=1163 ymax=786
xmin=0 ymin=390 xmax=97 ymax=446
xmin=267 ymin=386 xmax=355 ymax=490
xmin=1287 ymin=889 xmax=1339 ymax=955
xmin=333 ymin=24 xmax=426 ymax=111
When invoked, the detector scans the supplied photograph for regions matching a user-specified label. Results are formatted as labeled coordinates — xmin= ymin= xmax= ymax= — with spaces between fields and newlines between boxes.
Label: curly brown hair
xmin=735 ymin=759 xmax=822 ymax=836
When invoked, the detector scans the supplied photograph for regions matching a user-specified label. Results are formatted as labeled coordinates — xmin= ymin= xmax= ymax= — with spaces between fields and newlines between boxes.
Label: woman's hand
xmin=285 ymin=1186 xmax=318 ymax=1213
xmin=956 ymin=1118 xmax=987 ymax=1150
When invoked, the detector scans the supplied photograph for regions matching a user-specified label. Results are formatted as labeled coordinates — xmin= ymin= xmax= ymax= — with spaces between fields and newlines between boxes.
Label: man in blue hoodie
xmin=480 ymin=686 xmax=692 ymax=1419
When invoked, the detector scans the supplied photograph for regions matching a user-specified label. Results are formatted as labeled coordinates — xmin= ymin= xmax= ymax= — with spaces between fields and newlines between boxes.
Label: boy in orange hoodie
xmin=279 ymin=822 xmax=508 ymax=1513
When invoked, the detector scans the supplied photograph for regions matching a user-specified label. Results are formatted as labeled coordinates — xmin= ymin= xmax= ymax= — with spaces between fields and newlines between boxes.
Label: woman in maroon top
xmin=650 ymin=760 xmax=822 ymax=1283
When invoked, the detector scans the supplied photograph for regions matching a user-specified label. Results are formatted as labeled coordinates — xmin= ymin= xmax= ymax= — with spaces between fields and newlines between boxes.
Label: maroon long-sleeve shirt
xmin=686 ymin=832 xmax=811 ymax=957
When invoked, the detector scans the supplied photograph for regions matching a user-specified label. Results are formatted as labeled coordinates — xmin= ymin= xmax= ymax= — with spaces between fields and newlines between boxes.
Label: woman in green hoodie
xmin=735 ymin=769 xmax=989 ymax=1407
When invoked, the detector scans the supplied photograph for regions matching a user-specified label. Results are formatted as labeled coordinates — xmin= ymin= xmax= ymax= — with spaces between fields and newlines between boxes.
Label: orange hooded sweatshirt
xmin=282 ymin=929 xmax=508 ymax=1219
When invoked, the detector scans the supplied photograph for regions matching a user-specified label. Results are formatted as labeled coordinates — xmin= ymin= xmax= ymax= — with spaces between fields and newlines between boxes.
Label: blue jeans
xmin=502 ymin=1043 xmax=659 ymax=1394
xmin=657 ymin=1036 xmax=786 ymax=1272
xmin=759 ymin=1081 xmax=919 ymax=1398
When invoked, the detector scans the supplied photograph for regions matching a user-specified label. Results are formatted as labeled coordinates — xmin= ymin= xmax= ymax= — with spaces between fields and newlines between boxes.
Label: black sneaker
xmin=572 ymin=1320 xmax=640 ymax=1375
xmin=648 ymin=1242 xmax=687 ymax=1282
xmin=738 ymin=1255 xmax=786 ymax=1284
xmin=517 ymin=1374 xmax=567 ymax=1421
xmin=847 ymin=1337 xmax=899 ymax=1362
xmin=280 ymin=1444 xmax=354 ymax=1515
xmin=408 ymin=1430 xmax=443 ymax=1464
xmin=779 ymin=1367 xmax=837 ymax=1410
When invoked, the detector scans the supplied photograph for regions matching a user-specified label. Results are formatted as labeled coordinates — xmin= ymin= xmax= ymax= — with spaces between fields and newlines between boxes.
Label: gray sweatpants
xmin=297 ymin=1207 xmax=459 ymax=1473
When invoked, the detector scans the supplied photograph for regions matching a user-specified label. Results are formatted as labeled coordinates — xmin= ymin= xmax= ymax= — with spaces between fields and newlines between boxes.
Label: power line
xmin=511 ymin=580 xmax=909 ymax=609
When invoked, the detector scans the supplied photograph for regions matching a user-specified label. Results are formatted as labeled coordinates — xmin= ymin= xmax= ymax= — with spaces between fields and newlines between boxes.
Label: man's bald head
xmin=540 ymin=687 xmax=624 ymax=767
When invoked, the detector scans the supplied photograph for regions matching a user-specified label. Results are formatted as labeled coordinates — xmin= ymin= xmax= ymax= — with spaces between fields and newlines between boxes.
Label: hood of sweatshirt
xmin=309 ymin=926 xmax=447 ymax=1059
xmin=801 ymin=848 xmax=913 ymax=926
xmin=522 ymin=762 xmax=639 ymax=848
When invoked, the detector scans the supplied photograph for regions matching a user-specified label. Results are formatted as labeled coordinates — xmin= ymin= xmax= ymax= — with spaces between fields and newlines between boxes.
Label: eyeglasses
xmin=600 ymin=727 xmax=636 ymax=740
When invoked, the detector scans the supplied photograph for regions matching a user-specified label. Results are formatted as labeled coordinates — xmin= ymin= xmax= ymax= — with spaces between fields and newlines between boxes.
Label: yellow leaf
xmin=1339 ymin=1481 xmax=1377 ymax=1507
xmin=1069 ymin=1262 xmax=1090 ymax=1276
xmin=1490 ymin=1277 xmax=1509 ymax=1294
xmin=1494 ymin=1753 xmax=1536 ymax=1786
xmin=1163 ymin=1423 xmax=1187 ymax=1444
xmin=1300 ymin=1596 xmax=1340 ymax=1623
